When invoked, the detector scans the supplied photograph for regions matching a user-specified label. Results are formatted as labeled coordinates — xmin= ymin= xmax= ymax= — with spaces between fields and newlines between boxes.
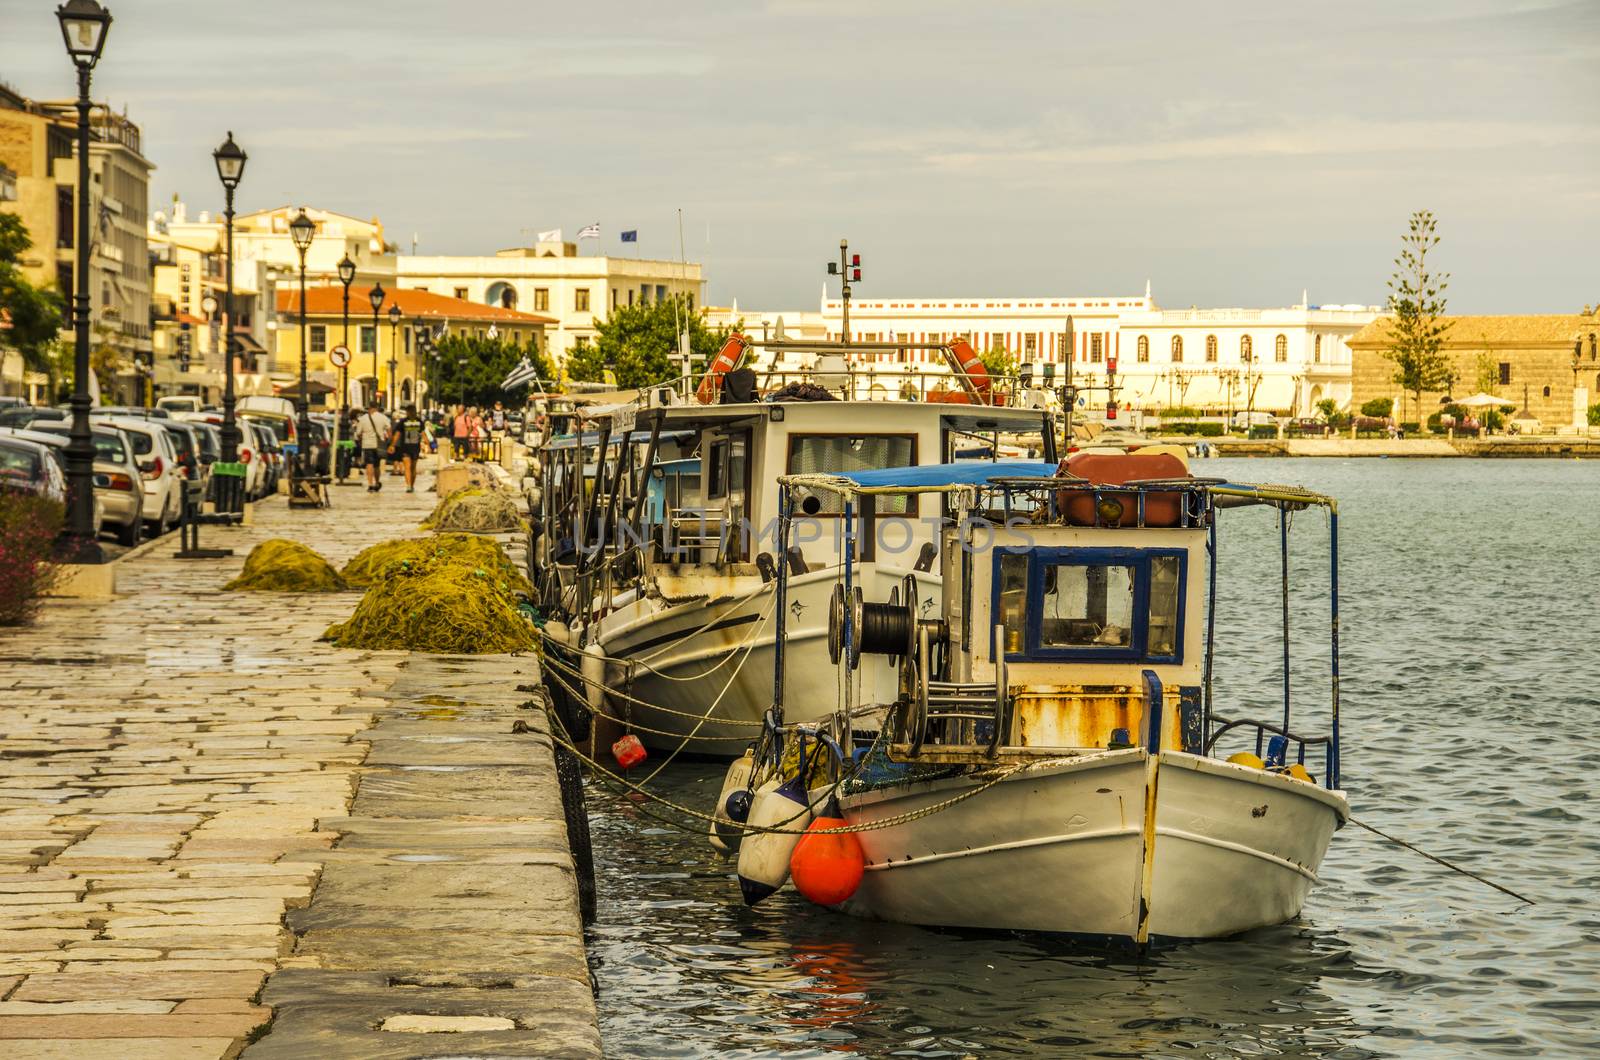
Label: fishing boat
xmin=534 ymin=334 xmax=1056 ymax=756
xmin=722 ymin=451 xmax=1348 ymax=943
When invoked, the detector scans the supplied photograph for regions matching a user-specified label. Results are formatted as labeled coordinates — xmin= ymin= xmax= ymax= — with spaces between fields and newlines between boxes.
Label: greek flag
xmin=502 ymin=357 xmax=542 ymax=390
xmin=620 ymin=230 xmax=637 ymax=242
xmin=577 ymin=223 xmax=601 ymax=240
xmin=537 ymin=228 xmax=561 ymax=243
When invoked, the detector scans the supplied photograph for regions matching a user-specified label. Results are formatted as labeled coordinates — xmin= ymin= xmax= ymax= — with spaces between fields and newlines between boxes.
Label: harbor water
xmin=586 ymin=459 xmax=1600 ymax=1058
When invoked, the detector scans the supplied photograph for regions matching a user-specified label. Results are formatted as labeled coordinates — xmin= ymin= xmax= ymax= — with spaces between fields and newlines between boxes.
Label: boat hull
xmin=835 ymin=749 xmax=1347 ymax=942
xmin=593 ymin=563 xmax=934 ymax=755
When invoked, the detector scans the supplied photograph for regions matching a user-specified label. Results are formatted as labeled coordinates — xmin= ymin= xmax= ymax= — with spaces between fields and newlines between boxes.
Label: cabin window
xmin=787 ymin=433 xmax=917 ymax=514
xmin=993 ymin=546 xmax=1186 ymax=663
xmin=1040 ymin=562 xmax=1135 ymax=649
xmin=707 ymin=439 xmax=728 ymax=499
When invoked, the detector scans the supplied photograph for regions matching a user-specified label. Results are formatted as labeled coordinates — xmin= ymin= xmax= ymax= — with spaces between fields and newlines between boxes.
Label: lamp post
xmin=334 ymin=254 xmax=355 ymax=482
xmin=386 ymin=304 xmax=403 ymax=411
xmin=367 ymin=280 xmax=385 ymax=406
xmin=211 ymin=133 xmax=245 ymax=503
xmin=288 ymin=208 xmax=315 ymax=494
xmin=55 ymin=0 xmax=112 ymax=564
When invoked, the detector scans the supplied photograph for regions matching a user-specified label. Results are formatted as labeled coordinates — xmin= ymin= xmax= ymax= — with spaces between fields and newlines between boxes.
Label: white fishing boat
xmin=724 ymin=452 xmax=1348 ymax=943
xmin=534 ymin=333 xmax=1056 ymax=755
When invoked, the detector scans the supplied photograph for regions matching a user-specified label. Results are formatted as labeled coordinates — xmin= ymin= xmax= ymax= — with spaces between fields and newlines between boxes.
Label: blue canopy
xmin=830 ymin=460 xmax=1059 ymax=488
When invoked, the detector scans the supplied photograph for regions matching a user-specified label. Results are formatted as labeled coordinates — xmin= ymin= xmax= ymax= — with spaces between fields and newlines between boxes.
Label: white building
xmin=722 ymin=286 xmax=1376 ymax=415
xmin=397 ymin=240 xmax=704 ymax=364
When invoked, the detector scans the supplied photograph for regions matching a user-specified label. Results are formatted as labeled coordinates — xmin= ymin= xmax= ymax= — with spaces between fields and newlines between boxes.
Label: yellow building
xmin=273 ymin=284 xmax=554 ymax=409
xmin=1349 ymin=312 xmax=1600 ymax=432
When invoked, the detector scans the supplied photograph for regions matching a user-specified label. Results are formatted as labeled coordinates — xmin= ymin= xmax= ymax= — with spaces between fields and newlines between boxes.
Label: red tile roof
xmin=274 ymin=284 xmax=556 ymax=325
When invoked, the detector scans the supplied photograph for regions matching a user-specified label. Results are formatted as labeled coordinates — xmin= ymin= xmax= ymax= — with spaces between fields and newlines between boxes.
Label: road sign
xmin=329 ymin=344 xmax=352 ymax=368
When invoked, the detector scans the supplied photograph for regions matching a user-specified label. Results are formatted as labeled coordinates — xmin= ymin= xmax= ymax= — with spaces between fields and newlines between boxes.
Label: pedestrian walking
xmin=388 ymin=404 xmax=425 ymax=492
xmin=451 ymin=404 xmax=471 ymax=461
xmin=353 ymin=400 xmax=393 ymax=492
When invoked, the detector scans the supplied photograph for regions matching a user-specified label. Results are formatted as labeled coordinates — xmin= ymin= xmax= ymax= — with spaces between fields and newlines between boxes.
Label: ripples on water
xmin=588 ymin=460 xmax=1600 ymax=1057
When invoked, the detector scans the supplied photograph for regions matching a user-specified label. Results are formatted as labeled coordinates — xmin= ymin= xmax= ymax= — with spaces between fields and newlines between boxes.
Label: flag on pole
xmin=577 ymin=223 xmax=601 ymax=240
xmin=537 ymin=228 xmax=561 ymax=243
xmin=620 ymin=230 xmax=637 ymax=243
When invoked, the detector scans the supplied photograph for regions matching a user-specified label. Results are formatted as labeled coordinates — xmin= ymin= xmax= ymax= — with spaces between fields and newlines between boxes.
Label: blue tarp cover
xmin=830 ymin=460 xmax=1060 ymax=488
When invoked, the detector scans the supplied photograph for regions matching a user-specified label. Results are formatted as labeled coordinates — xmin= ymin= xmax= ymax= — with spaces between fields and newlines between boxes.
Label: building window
xmin=534 ymin=288 xmax=549 ymax=311
xmin=1542 ymin=385 xmax=1551 ymax=397
xmin=1024 ymin=334 xmax=1038 ymax=356
xmin=687 ymin=294 xmax=694 ymax=312
xmin=1205 ymin=335 xmax=1218 ymax=362
xmin=656 ymin=284 xmax=667 ymax=302
xmin=1171 ymin=336 xmax=1183 ymax=363
xmin=360 ymin=325 xmax=376 ymax=354
xmin=1240 ymin=335 xmax=1253 ymax=362
xmin=454 ymin=286 xmax=469 ymax=300
xmin=309 ymin=324 xmax=327 ymax=353
xmin=1137 ymin=336 xmax=1149 ymax=362
xmin=640 ymin=284 xmax=650 ymax=305
xmin=1275 ymin=334 xmax=1288 ymax=362
xmin=1314 ymin=335 xmax=1322 ymax=363
xmin=1499 ymin=362 xmax=1511 ymax=386
xmin=575 ymin=288 xmax=590 ymax=312
xmin=1589 ymin=333 xmax=1596 ymax=359
xmin=1090 ymin=334 xmax=1103 ymax=363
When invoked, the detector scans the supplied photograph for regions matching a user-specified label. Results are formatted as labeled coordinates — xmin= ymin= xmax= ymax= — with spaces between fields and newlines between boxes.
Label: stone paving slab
xmin=0 ymin=471 xmax=597 ymax=1058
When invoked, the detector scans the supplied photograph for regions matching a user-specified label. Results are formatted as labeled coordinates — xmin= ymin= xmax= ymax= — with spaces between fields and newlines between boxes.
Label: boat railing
xmin=1204 ymin=713 xmax=1337 ymax=788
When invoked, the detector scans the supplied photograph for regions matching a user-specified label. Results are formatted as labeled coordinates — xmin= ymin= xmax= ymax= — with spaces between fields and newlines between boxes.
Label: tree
xmin=427 ymin=333 xmax=553 ymax=408
xmin=564 ymin=341 xmax=607 ymax=384
xmin=1359 ymin=397 xmax=1393 ymax=419
xmin=1316 ymin=398 xmax=1341 ymax=422
xmin=979 ymin=339 xmax=1016 ymax=378
xmin=0 ymin=214 xmax=64 ymax=397
xmin=1382 ymin=209 xmax=1452 ymax=422
xmin=590 ymin=296 xmax=735 ymax=389
xmin=1475 ymin=347 xmax=1500 ymax=395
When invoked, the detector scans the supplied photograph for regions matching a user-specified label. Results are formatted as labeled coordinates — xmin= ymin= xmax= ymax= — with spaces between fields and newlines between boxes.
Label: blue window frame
xmin=991 ymin=546 xmax=1187 ymax=664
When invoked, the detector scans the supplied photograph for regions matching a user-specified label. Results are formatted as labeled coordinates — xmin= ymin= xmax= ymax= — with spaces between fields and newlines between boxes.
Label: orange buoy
xmin=789 ymin=797 xmax=865 ymax=907
xmin=611 ymin=733 xmax=647 ymax=769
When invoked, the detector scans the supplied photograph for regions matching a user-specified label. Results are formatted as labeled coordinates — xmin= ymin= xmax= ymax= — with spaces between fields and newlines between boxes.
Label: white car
xmin=175 ymin=412 xmax=267 ymax=501
xmin=94 ymin=415 xmax=185 ymax=534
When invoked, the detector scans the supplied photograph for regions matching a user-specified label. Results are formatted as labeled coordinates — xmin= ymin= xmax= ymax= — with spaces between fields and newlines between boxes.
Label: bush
xmin=0 ymin=491 xmax=64 ymax=625
xmin=1162 ymin=421 xmax=1225 ymax=437
xmin=1400 ymin=422 xmax=1420 ymax=435
xmin=1163 ymin=406 xmax=1201 ymax=419
xmin=1248 ymin=424 xmax=1277 ymax=439
xmin=1359 ymin=397 xmax=1394 ymax=419
xmin=1588 ymin=403 xmax=1600 ymax=427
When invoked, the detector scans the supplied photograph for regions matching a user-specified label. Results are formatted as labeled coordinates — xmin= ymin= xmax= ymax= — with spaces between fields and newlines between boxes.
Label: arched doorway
xmin=400 ymin=378 xmax=413 ymax=405
xmin=485 ymin=282 xmax=517 ymax=309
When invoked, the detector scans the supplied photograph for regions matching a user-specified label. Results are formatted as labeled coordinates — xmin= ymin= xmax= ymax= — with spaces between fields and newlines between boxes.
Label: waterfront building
xmin=729 ymin=286 xmax=1377 ymax=416
xmin=1348 ymin=312 xmax=1600 ymax=431
xmin=397 ymin=238 xmax=704 ymax=365
xmin=0 ymin=82 xmax=152 ymax=403
xmin=272 ymin=284 xmax=553 ymax=408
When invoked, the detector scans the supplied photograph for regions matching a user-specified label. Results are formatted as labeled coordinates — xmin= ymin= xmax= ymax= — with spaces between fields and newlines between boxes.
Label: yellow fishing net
xmin=419 ymin=488 xmax=526 ymax=534
xmin=224 ymin=539 xmax=347 ymax=592
xmin=323 ymin=535 xmax=535 ymax=653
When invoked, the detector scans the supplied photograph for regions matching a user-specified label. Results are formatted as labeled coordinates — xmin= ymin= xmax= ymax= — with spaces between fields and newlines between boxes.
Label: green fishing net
xmin=224 ymin=539 xmax=347 ymax=592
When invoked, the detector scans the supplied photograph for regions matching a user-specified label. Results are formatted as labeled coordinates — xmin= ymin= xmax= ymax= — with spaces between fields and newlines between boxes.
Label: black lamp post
xmin=334 ymin=253 xmax=355 ymax=482
xmin=288 ymin=208 xmax=315 ymax=490
xmin=55 ymin=0 xmax=112 ymax=564
xmin=368 ymin=280 xmax=385 ymax=406
xmin=387 ymin=303 xmax=402 ymax=412
xmin=211 ymin=133 xmax=245 ymax=493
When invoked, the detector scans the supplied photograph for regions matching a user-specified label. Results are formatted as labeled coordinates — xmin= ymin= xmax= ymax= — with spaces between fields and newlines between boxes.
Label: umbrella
xmin=1455 ymin=392 xmax=1513 ymax=408
xmin=275 ymin=379 xmax=336 ymax=398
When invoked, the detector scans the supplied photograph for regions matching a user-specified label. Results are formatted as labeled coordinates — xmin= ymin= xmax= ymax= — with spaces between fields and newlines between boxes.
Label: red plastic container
xmin=611 ymin=733 xmax=648 ymax=769
xmin=1058 ymin=451 xmax=1189 ymax=527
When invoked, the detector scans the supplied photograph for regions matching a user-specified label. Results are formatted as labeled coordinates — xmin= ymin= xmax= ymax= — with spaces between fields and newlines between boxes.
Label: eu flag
xmin=620 ymin=230 xmax=637 ymax=242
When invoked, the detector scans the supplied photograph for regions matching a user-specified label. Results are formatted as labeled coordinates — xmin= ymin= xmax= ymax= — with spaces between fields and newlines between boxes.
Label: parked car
xmin=242 ymin=415 xmax=285 ymax=495
xmin=156 ymin=420 xmax=208 ymax=493
xmin=94 ymin=415 xmax=184 ymax=534
xmin=156 ymin=396 xmax=203 ymax=415
xmin=8 ymin=422 xmax=144 ymax=545
xmin=0 ymin=431 xmax=105 ymax=537
xmin=0 ymin=405 xmax=68 ymax=429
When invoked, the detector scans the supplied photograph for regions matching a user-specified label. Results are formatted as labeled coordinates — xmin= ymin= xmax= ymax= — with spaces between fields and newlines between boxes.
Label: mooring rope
xmin=542 ymin=639 xmax=769 ymax=726
xmin=1349 ymin=816 xmax=1537 ymax=906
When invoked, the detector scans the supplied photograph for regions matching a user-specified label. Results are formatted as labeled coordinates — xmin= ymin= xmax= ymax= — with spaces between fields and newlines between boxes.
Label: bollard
xmin=175 ymin=478 xmax=232 ymax=559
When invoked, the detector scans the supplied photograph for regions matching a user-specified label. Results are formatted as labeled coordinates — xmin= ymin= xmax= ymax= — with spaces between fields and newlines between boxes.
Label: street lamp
xmin=367 ymin=279 xmax=385 ymax=406
xmin=55 ymin=0 xmax=112 ymax=563
xmin=333 ymin=253 xmax=355 ymax=482
xmin=288 ymin=208 xmax=315 ymax=495
xmin=387 ymin=303 xmax=402 ymax=411
xmin=211 ymin=131 xmax=246 ymax=512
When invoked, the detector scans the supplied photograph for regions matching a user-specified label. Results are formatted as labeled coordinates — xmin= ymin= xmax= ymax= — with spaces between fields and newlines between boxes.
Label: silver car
xmin=95 ymin=416 xmax=185 ymax=535
xmin=10 ymin=422 xmax=144 ymax=546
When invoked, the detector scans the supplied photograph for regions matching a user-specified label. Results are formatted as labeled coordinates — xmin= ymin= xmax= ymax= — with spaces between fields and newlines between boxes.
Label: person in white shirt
xmin=351 ymin=401 xmax=392 ymax=492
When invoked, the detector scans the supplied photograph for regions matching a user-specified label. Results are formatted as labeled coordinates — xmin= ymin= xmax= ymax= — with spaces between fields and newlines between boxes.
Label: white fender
xmin=527 ymin=485 xmax=543 ymax=509
xmin=708 ymin=750 xmax=756 ymax=855
xmin=736 ymin=774 xmax=819 ymax=905
xmin=543 ymin=620 xmax=570 ymax=647
xmin=580 ymin=641 xmax=607 ymax=715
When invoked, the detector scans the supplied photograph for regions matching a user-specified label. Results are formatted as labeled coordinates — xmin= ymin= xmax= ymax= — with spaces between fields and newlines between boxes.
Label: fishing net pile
xmin=419 ymin=488 xmax=526 ymax=534
xmin=224 ymin=539 xmax=347 ymax=592
xmin=323 ymin=535 xmax=535 ymax=654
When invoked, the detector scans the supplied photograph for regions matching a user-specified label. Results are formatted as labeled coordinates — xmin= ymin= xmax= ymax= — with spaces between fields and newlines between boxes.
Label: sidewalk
xmin=0 ymin=473 xmax=597 ymax=1058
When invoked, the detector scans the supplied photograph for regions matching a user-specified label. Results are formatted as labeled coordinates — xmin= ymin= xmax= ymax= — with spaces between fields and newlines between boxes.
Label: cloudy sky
xmin=3 ymin=0 xmax=1596 ymax=311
